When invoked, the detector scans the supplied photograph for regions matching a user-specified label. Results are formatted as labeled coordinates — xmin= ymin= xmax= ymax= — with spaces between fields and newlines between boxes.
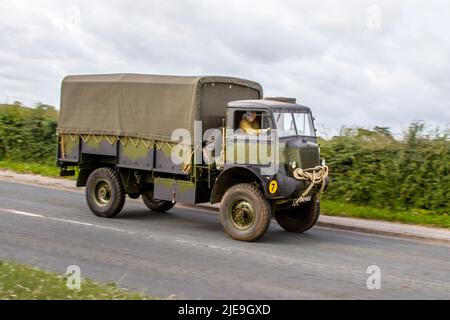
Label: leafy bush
xmin=320 ymin=123 xmax=449 ymax=213
xmin=0 ymin=103 xmax=57 ymax=165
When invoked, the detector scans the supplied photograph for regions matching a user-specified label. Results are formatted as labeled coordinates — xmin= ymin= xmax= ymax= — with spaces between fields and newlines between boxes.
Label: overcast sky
xmin=0 ymin=0 xmax=449 ymax=136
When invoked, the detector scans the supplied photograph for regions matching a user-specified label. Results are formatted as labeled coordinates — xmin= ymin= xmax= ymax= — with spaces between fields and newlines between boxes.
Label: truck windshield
xmin=273 ymin=112 xmax=315 ymax=137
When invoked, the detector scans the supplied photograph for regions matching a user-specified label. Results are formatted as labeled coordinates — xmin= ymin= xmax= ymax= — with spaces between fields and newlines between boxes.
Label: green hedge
xmin=0 ymin=103 xmax=448 ymax=213
xmin=0 ymin=103 xmax=57 ymax=164
xmin=320 ymin=124 xmax=449 ymax=213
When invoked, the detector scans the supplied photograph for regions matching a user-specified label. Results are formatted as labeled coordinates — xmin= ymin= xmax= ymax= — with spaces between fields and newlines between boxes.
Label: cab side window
xmin=233 ymin=110 xmax=271 ymax=138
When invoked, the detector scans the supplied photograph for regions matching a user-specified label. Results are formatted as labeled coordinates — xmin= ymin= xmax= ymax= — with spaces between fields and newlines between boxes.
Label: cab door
xmin=225 ymin=109 xmax=273 ymax=166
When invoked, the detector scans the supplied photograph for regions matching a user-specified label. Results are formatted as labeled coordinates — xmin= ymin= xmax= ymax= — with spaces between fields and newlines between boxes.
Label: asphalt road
xmin=0 ymin=180 xmax=449 ymax=299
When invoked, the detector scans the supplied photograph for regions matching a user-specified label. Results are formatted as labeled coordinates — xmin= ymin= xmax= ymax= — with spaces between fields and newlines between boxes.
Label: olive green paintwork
xmin=226 ymin=138 xmax=272 ymax=165
xmin=80 ymin=135 xmax=116 ymax=156
xmin=154 ymin=147 xmax=192 ymax=174
xmin=121 ymin=140 xmax=152 ymax=160
xmin=119 ymin=139 xmax=154 ymax=170
xmin=156 ymin=178 xmax=195 ymax=192
xmin=154 ymin=178 xmax=196 ymax=203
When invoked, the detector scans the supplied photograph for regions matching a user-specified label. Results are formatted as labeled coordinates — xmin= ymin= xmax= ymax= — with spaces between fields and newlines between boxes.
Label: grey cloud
xmin=0 ymin=0 xmax=448 ymax=136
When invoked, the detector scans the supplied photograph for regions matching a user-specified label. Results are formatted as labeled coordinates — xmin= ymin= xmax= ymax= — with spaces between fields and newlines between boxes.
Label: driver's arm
xmin=240 ymin=119 xmax=270 ymax=136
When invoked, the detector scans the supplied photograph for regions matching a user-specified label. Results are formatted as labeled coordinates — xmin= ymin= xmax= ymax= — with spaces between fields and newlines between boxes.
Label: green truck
xmin=57 ymin=74 xmax=328 ymax=241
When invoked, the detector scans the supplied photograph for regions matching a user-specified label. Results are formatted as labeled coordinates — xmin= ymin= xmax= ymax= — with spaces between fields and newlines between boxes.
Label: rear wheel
xmin=86 ymin=167 xmax=125 ymax=218
xmin=220 ymin=183 xmax=271 ymax=242
xmin=275 ymin=196 xmax=320 ymax=233
xmin=142 ymin=191 xmax=175 ymax=212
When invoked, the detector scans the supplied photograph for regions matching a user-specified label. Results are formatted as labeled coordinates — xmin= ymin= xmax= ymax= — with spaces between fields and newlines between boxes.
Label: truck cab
xmin=209 ymin=98 xmax=328 ymax=241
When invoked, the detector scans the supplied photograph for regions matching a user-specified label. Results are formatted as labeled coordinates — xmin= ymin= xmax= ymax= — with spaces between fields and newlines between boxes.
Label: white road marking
xmin=173 ymin=239 xmax=232 ymax=251
xmin=208 ymin=245 xmax=232 ymax=251
xmin=0 ymin=207 xmax=127 ymax=233
xmin=94 ymin=225 xmax=129 ymax=233
xmin=48 ymin=217 xmax=93 ymax=226
xmin=1 ymin=208 xmax=44 ymax=218
xmin=174 ymin=239 xmax=199 ymax=246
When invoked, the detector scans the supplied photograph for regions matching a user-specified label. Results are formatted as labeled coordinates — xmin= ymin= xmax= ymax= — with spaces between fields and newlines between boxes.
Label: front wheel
xmin=142 ymin=191 xmax=175 ymax=212
xmin=274 ymin=196 xmax=320 ymax=233
xmin=220 ymin=183 xmax=271 ymax=242
xmin=86 ymin=167 xmax=125 ymax=218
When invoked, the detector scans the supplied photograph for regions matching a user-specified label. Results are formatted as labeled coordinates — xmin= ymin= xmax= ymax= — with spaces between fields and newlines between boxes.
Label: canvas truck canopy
xmin=57 ymin=74 xmax=263 ymax=140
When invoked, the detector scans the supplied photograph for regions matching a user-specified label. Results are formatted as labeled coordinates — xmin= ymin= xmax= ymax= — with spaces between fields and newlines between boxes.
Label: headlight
xmin=290 ymin=161 xmax=297 ymax=170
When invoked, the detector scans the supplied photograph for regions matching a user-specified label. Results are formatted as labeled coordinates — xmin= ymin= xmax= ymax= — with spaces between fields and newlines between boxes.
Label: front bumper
xmin=265 ymin=173 xmax=329 ymax=200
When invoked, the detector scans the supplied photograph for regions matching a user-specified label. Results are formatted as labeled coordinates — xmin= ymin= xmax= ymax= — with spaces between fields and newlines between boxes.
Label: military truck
xmin=57 ymin=74 xmax=328 ymax=242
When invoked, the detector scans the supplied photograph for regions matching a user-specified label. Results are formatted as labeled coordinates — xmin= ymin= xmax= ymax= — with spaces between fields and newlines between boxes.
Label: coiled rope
xmin=292 ymin=165 xmax=329 ymax=206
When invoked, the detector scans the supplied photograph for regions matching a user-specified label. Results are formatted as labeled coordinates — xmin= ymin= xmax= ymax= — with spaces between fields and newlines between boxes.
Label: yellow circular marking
xmin=269 ymin=180 xmax=278 ymax=194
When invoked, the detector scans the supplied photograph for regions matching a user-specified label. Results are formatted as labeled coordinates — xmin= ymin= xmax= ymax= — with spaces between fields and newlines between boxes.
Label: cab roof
xmin=228 ymin=99 xmax=311 ymax=113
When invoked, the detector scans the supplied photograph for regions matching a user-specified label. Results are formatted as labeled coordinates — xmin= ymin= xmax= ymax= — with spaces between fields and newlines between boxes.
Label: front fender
xmin=210 ymin=166 xmax=272 ymax=204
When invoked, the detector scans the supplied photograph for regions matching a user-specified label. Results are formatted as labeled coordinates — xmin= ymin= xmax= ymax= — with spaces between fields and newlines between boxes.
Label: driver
xmin=239 ymin=111 xmax=270 ymax=136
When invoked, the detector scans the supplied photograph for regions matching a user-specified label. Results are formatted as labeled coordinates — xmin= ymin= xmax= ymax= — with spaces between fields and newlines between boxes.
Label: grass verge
xmin=322 ymin=199 xmax=449 ymax=229
xmin=0 ymin=161 xmax=448 ymax=229
xmin=0 ymin=260 xmax=154 ymax=300
xmin=0 ymin=160 xmax=60 ymax=177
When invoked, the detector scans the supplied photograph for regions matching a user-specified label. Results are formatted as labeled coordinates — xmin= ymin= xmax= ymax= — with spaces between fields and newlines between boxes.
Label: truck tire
xmin=275 ymin=197 xmax=320 ymax=233
xmin=86 ymin=167 xmax=125 ymax=218
xmin=142 ymin=191 xmax=175 ymax=213
xmin=220 ymin=183 xmax=271 ymax=242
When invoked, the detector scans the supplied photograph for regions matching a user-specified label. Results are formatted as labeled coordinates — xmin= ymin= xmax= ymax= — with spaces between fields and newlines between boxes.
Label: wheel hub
xmin=230 ymin=200 xmax=255 ymax=230
xmin=95 ymin=180 xmax=111 ymax=206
